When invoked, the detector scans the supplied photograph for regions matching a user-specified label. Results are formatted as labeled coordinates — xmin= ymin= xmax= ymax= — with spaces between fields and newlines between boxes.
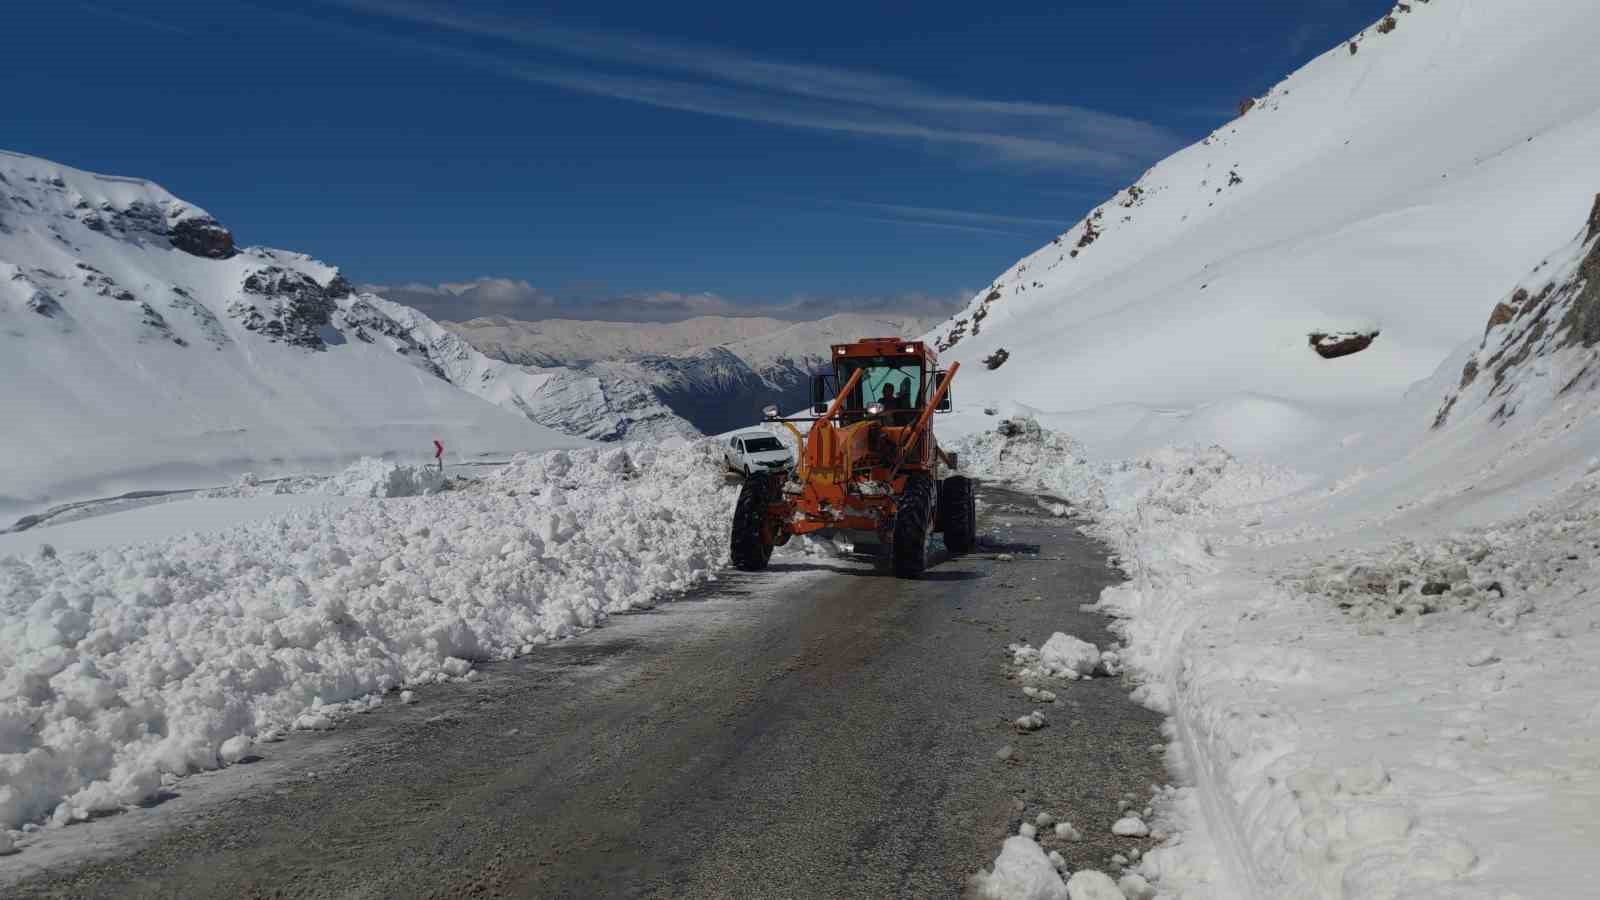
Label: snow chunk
xmin=1055 ymin=822 xmax=1084 ymax=841
xmin=1065 ymin=870 xmax=1126 ymax=900
xmin=1040 ymin=633 xmax=1101 ymax=677
xmin=1014 ymin=710 xmax=1048 ymax=732
xmin=1111 ymin=816 xmax=1149 ymax=837
xmin=219 ymin=736 xmax=253 ymax=765
xmin=1117 ymin=873 xmax=1155 ymax=900
xmin=970 ymin=836 xmax=1071 ymax=900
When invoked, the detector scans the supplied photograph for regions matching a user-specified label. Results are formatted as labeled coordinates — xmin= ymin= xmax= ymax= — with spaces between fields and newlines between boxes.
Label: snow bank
xmin=320 ymin=457 xmax=446 ymax=498
xmin=961 ymin=405 xmax=1600 ymax=898
xmin=0 ymin=442 xmax=735 ymax=831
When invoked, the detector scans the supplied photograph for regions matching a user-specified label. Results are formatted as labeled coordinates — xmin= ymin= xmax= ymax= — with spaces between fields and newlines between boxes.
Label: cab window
xmin=837 ymin=359 xmax=924 ymax=411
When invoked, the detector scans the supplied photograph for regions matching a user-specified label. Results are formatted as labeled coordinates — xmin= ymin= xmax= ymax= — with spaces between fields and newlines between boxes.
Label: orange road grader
xmin=731 ymin=337 xmax=977 ymax=578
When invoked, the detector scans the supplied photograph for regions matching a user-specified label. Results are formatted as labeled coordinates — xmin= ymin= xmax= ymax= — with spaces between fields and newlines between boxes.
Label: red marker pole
xmin=434 ymin=440 xmax=444 ymax=474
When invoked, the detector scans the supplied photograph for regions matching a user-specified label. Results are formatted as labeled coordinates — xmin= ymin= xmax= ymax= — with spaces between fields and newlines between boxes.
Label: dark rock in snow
xmin=983 ymin=348 xmax=1011 ymax=370
xmin=170 ymin=216 xmax=236 ymax=259
xmin=1309 ymin=331 xmax=1379 ymax=359
xmin=326 ymin=273 xmax=356 ymax=297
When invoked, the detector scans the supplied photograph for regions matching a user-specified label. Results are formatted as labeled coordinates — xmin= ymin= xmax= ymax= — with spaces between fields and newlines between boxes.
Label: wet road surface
xmin=4 ymin=487 xmax=1167 ymax=899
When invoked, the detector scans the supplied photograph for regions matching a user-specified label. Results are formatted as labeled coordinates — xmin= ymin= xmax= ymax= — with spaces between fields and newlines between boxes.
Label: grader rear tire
xmin=892 ymin=474 xmax=936 ymax=579
xmin=939 ymin=475 xmax=977 ymax=555
xmin=730 ymin=474 xmax=776 ymax=571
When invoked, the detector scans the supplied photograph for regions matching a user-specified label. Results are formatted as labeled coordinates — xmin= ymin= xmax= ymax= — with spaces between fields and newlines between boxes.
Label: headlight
xmin=867 ymin=402 xmax=885 ymax=416
xmin=762 ymin=404 xmax=780 ymax=420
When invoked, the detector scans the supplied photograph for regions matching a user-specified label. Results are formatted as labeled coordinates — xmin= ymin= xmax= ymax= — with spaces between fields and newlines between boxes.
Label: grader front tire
xmin=892 ymin=474 xmax=936 ymax=579
xmin=730 ymin=474 xmax=776 ymax=571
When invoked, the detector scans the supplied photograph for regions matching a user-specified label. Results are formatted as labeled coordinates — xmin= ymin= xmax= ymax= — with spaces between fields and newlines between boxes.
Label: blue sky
xmin=10 ymin=1 xmax=1387 ymax=321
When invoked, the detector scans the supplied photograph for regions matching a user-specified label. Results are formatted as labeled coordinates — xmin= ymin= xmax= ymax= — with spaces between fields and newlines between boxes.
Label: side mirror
xmin=934 ymin=370 xmax=953 ymax=412
xmin=811 ymin=373 xmax=831 ymax=415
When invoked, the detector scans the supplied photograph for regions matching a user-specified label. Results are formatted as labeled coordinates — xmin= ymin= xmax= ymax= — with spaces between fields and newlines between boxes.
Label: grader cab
xmin=730 ymin=337 xmax=976 ymax=578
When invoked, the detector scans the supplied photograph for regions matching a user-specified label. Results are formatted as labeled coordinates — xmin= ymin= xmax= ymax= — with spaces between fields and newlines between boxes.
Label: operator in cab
xmin=879 ymin=383 xmax=904 ymax=410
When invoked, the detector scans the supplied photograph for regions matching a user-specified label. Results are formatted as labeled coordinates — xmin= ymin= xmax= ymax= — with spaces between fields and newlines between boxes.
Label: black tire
xmin=939 ymin=476 xmax=977 ymax=555
xmin=892 ymin=474 xmax=936 ymax=578
xmin=731 ymin=474 xmax=776 ymax=571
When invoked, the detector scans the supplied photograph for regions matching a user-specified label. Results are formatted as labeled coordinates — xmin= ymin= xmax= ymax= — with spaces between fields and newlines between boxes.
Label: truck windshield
xmin=742 ymin=437 xmax=784 ymax=453
xmin=837 ymin=360 xmax=923 ymax=410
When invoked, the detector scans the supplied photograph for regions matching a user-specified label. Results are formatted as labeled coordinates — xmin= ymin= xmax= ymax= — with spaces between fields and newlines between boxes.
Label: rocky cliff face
xmin=1435 ymin=196 xmax=1600 ymax=429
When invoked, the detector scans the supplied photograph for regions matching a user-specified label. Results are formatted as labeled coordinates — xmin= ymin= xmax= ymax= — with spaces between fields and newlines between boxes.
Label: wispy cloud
xmin=849 ymin=201 xmax=1071 ymax=230
xmin=77 ymin=2 xmax=191 ymax=34
xmin=859 ymin=217 xmax=1032 ymax=237
xmin=312 ymin=0 xmax=1180 ymax=170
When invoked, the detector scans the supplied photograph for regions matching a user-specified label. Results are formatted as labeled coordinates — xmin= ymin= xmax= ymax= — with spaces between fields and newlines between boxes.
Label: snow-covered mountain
xmin=0 ymin=150 xmax=592 ymax=519
xmin=447 ymin=313 xmax=942 ymax=436
xmin=927 ymin=0 xmax=1600 ymax=462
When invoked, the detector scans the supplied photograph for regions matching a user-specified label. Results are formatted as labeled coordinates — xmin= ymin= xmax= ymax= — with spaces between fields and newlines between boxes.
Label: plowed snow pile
xmin=962 ymin=407 xmax=1600 ymax=899
xmin=0 ymin=443 xmax=735 ymax=833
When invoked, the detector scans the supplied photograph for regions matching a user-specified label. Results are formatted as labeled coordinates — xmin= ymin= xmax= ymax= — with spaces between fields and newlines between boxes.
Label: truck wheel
xmin=939 ymin=476 xmax=977 ymax=554
xmin=892 ymin=474 xmax=936 ymax=578
xmin=731 ymin=473 xmax=776 ymax=571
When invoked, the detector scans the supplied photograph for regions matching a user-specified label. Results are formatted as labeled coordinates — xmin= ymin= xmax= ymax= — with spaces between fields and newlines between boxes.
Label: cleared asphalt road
xmin=4 ymin=487 xmax=1167 ymax=899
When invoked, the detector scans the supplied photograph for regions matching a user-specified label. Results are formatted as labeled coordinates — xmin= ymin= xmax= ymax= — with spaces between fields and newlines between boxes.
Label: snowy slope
xmin=0 ymin=151 xmax=588 ymax=520
xmin=930 ymin=0 xmax=1600 ymax=461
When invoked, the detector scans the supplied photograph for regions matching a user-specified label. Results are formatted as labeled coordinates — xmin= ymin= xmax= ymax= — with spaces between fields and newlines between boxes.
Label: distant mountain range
xmin=444 ymin=313 xmax=944 ymax=437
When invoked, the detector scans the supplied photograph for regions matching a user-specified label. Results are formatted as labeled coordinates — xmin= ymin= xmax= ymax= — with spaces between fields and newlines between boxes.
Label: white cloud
xmin=318 ymin=0 xmax=1181 ymax=170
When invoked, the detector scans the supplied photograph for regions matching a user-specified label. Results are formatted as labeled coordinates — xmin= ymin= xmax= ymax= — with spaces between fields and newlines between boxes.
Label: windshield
xmin=837 ymin=359 xmax=923 ymax=410
xmin=742 ymin=436 xmax=784 ymax=453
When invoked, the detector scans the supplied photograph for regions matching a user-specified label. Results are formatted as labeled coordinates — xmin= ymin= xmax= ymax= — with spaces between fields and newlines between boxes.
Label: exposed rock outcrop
xmin=169 ymin=215 xmax=236 ymax=259
xmin=231 ymin=267 xmax=338 ymax=349
xmin=1436 ymin=203 xmax=1600 ymax=427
